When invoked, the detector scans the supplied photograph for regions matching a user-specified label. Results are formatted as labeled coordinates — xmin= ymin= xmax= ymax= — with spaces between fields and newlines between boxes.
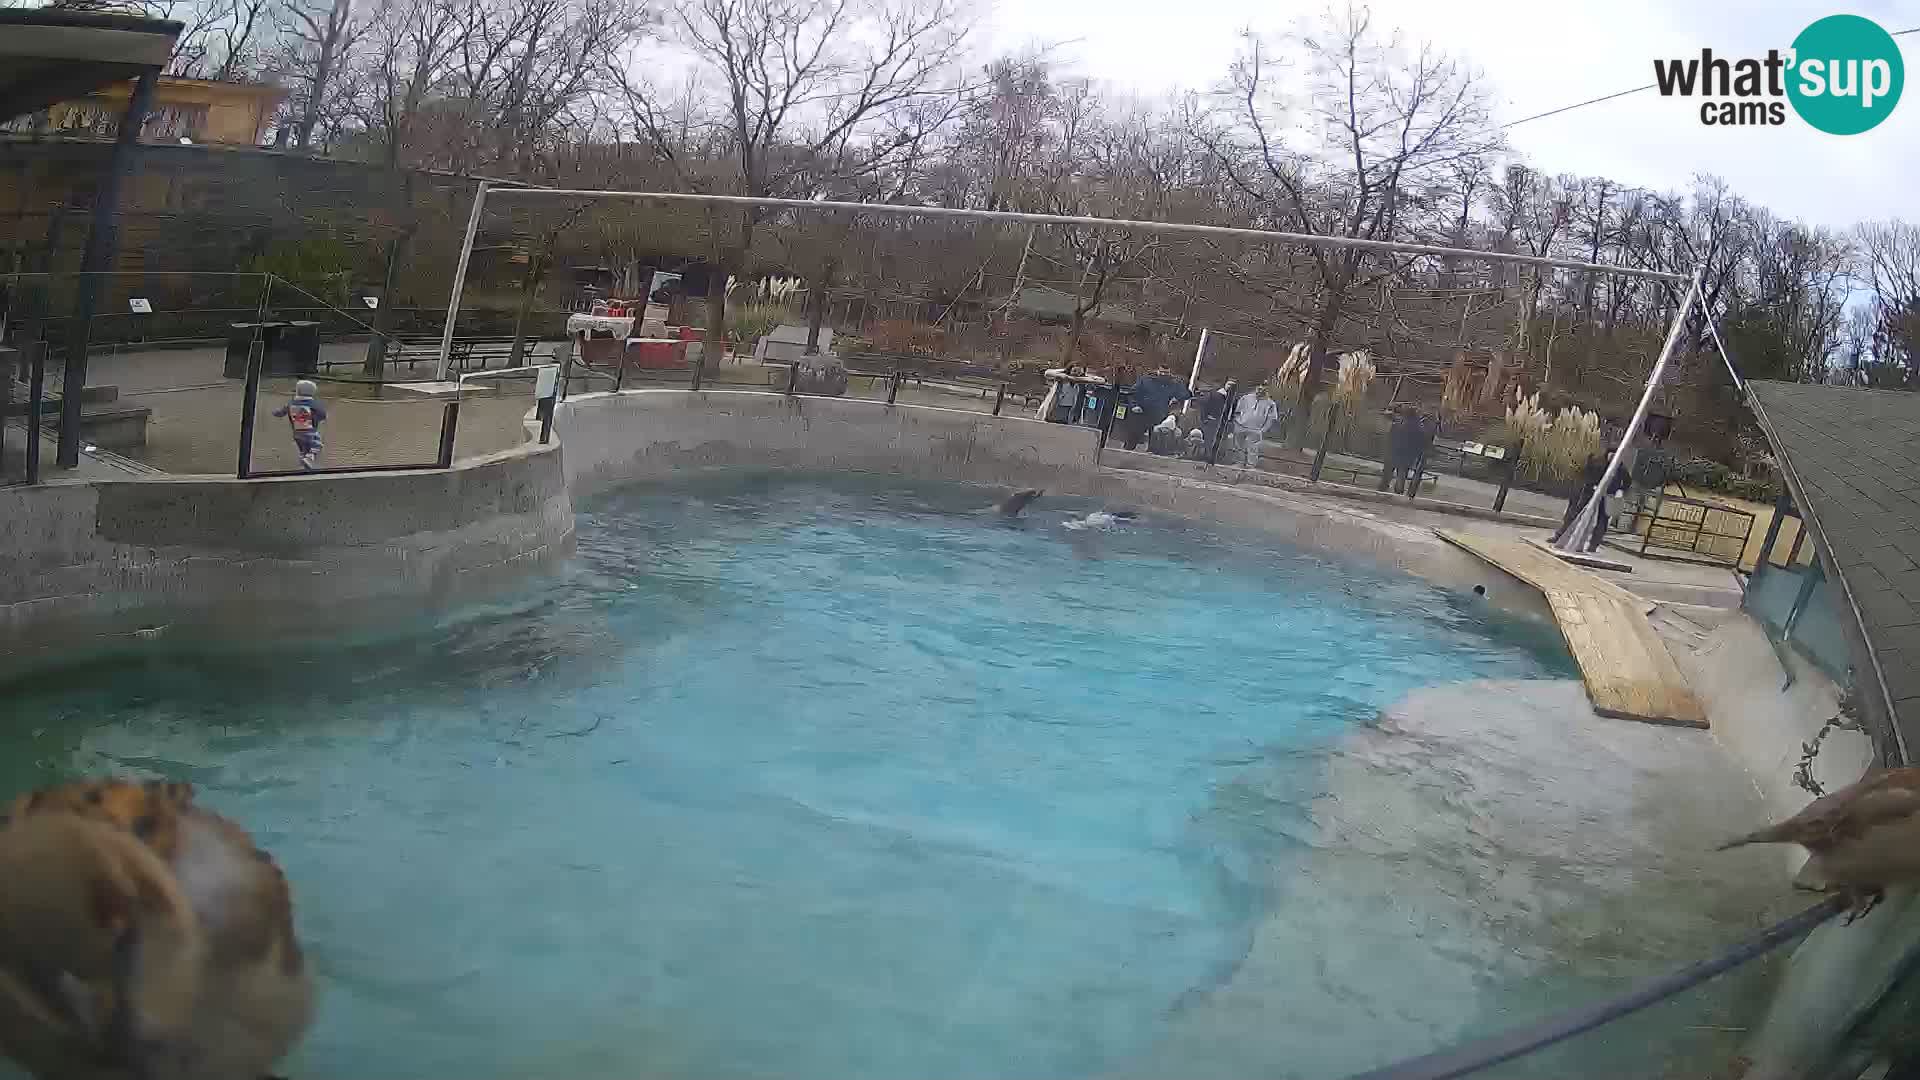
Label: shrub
xmin=726 ymin=302 xmax=786 ymax=350
xmin=869 ymin=320 xmax=945 ymax=355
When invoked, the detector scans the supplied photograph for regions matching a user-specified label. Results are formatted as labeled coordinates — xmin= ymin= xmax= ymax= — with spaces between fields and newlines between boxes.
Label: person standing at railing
xmin=1379 ymin=408 xmax=1414 ymax=492
xmin=1120 ymin=367 xmax=1191 ymax=450
xmin=1553 ymin=450 xmax=1630 ymax=551
xmin=1230 ymin=384 xmax=1280 ymax=468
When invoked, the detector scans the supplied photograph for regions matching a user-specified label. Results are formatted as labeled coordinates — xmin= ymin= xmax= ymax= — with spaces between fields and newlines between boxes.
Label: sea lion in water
xmin=995 ymin=489 xmax=1044 ymax=517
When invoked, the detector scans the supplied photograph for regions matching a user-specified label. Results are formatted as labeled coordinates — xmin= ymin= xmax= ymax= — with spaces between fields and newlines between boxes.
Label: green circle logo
xmin=1787 ymin=15 xmax=1904 ymax=134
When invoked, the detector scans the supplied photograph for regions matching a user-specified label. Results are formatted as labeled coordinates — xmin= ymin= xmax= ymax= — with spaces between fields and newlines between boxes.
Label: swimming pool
xmin=1 ymin=474 xmax=1790 ymax=1079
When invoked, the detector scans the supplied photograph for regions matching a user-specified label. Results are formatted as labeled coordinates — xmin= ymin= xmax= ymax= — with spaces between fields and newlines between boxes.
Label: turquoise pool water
xmin=2 ymin=475 xmax=1789 ymax=1079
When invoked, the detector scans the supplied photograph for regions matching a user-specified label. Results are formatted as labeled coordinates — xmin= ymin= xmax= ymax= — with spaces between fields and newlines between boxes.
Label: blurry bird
xmin=0 ymin=780 xmax=313 ymax=1080
xmin=0 ymin=812 xmax=206 ymax=1080
xmin=1718 ymin=766 xmax=1920 ymax=922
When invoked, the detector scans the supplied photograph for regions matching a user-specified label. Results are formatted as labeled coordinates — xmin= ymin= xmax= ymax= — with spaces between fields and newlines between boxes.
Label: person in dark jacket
xmin=1403 ymin=414 xmax=1438 ymax=497
xmin=1378 ymin=408 xmax=1412 ymax=492
xmin=1553 ymin=451 xmax=1631 ymax=550
xmin=1121 ymin=368 xmax=1192 ymax=450
xmin=1196 ymin=380 xmax=1235 ymax=454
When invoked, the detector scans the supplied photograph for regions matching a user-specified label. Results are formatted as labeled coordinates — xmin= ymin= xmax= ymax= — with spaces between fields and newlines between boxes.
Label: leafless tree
xmin=1858 ymin=219 xmax=1920 ymax=379
xmin=276 ymin=0 xmax=366 ymax=151
xmin=611 ymin=0 xmax=973 ymax=336
xmin=1198 ymin=4 xmax=1501 ymax=438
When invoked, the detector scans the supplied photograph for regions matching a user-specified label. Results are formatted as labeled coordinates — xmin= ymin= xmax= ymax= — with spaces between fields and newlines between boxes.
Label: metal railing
xmin=1 ymin=340 xmax=50 ymax=485
xmin=551 ymin=337 xmax=1036 ymax=418
xmin=1612 ymin=488 xmax=1756 ymax=568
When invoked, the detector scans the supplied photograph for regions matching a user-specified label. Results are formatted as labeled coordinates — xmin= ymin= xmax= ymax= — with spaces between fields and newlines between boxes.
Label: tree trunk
xmin=363 ymin=170 xmax=413 ymax=377
xmin=1291 ymin=292 xmax=1344 ymax=448
xmin=1062 ymin=308 xmax=1087 ymax=366
xmin=805 ymin=257 xmax=837 ymax=355
xmin=509 ymin=253 xmax=546 ymax=368
xmin=362 ymin=229 xmax=405 ymax=378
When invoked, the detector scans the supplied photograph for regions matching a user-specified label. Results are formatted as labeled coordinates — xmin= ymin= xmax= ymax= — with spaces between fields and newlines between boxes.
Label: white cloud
xmin=987 ymin=0 xmax=1915 ymax=229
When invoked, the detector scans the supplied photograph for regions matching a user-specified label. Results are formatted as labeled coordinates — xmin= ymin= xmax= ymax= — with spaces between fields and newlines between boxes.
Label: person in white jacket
xmin=1230 ymin=385 xmax=1280 ymax=468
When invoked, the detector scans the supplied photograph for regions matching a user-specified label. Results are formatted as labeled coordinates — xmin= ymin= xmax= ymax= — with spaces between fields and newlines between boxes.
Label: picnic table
xmin=566 ymin=313 xmax=635 ymax=338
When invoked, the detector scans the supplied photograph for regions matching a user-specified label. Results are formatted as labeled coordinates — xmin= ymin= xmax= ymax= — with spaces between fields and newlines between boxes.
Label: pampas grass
xmin=1267 ymin=343 xmax=1310 ymax=402
xmin=1440 ymin=356 xmax=1474 ymax=419
xmin=1492 ymin=390 xmax=1599 ymax=483
xmin=1330 ymin=349 xmax=1376 ymax=410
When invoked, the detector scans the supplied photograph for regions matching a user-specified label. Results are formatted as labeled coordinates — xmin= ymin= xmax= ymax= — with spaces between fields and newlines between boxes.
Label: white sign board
xmin=128 ymin=298 xmax=152 ymax=314
xmin=534 ymin=364 xmax=559 ymax=400
xmin=362 ymin=296 xmax=380 ymax=309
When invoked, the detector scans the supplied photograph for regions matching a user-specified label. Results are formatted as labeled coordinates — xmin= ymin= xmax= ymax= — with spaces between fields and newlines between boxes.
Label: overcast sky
xmin=988 ymin=0 xmax=1914 ymax=231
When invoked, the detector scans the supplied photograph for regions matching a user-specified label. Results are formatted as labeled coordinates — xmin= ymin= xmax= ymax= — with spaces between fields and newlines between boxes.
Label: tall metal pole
xmin=59 ymin=68 xmax=157 ymax=467
xmin=1188 ymin=328 xmax=1210 ymax=392
xmin=436 ymin=180 xmax=489 ymax=381
xmin=1552 ymin=259 xmax=1707 ymax=554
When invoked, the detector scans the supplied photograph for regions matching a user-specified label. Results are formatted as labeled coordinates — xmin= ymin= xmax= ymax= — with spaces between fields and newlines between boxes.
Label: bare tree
xmin=277 ymin=0 xmax=365 ymax=151
xmin=1199 ymin=4 xmax=1500 ymax=439
xmin=612 ymin=0 xmax=972 ymax=338
xmin=1858 ymin=219 xmax=1920 ymax=381
xmin=353 ymin=0 xmax=466 ymax=169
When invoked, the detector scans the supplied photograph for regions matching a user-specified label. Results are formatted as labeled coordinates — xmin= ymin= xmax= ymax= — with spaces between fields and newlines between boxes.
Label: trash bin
xmin=224 ymin=322 xmax=282 ymax=378
xmin=277 ymin=321 xmax=320 ymax=375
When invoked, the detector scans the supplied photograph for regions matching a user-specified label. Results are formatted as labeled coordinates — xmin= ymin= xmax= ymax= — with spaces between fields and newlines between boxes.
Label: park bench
xmin=385 ymin=336 xmax=537 ymax=373
xmin=840 ymin=351 xmax=1047 ymax=405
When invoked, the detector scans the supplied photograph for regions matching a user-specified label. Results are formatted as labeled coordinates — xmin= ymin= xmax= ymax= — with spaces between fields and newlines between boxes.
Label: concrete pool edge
xmin=0 ymin=388 xmax=1556 ymax=671
xmin=0 ymin=436 xmax=572 ymax=674
xmin=553 ymin=389 xmax=1553 ymax=623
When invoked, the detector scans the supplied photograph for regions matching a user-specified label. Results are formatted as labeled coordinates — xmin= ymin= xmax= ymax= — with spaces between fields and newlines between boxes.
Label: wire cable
xmin=1502 ymin=84 xmax=1656 ymax=129
xmin=1502 ymin=26 xmax=1915 ymax=129
xmin=1341 ymin=894 xmax=1850 ymax=1080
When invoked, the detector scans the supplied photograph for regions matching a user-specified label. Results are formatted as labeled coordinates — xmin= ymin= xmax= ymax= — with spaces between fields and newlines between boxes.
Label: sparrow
xmin=1719 ymin=766 xmax=1920 ymax=922
xmin=0 ymin=779 xmax=313 ymax=1080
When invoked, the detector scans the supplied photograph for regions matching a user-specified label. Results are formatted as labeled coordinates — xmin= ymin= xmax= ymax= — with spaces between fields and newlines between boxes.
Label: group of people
xmin=1378 ymin=407 xmax=1437 ymax=495
xmin=1118 ymin=367 xmax=1284 ymax=468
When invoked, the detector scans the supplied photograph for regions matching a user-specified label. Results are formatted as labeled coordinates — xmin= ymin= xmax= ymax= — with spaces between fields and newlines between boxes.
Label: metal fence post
xmin=1754 ymin=493 xmax=1792 ymax=569
xmin=785 ymin=361 xmax=799 ymax=395
xmin=1641 ymin=489 xmax=1665 ymax=557
xmin=236 ymin=341 xmax=263 ymax=478
xmin=1493 ymin=452 xmax=1517 ymax=513
xmin=24 ymin=340 xmax=45 ymax=484
xmin=993 ymin=383 xmax=1006 ymax=416
xmin=690 ymin=350 xmax=705 ymax=391
xmin=436 ymin=399 xmax=461 ymax=468
xmin=886 ymin=370 xmax=901 ymax=404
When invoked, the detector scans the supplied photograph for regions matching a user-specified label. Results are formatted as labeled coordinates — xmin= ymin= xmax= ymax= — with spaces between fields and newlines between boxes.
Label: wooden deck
xmin=1438 ymin=529 xmax=1708 ymax=728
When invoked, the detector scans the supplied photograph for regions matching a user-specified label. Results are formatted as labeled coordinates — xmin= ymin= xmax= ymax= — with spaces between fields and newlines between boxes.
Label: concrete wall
xmin=0 ymin=440 xmax=571 ymax=674
xmin=1681 ymin=617 xmax=1873 ymax=829
xmin=556 ymin=389 xmax=1106 ymax=496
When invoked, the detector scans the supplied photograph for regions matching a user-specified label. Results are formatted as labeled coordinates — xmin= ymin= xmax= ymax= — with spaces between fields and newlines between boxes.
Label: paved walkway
xmin=46 ymin=343 xmax=539 ymax=476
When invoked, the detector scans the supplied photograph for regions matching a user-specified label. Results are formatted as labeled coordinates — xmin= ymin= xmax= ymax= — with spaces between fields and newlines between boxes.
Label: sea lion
xmin=995 ymin=489 xmax=1044 ymax=517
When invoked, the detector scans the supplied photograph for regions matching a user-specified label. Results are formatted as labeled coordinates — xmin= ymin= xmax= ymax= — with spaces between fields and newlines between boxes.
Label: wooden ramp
xmin=1438 ymin=529 xmax=1707 ymax=728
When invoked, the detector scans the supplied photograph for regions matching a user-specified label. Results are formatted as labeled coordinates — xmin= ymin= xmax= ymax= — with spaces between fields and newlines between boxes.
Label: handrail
xmin=1342 ymin=895 xmax=1849 ymax=1080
